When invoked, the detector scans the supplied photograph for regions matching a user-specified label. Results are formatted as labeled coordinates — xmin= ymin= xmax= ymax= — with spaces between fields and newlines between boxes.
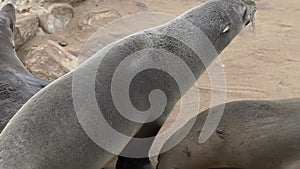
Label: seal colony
xmin=0 ymin=3 xmax=48 ymax=132
xmin=0 ymin=0 xmax=256 ymax=169
xmin=157 ymin=98 xmax=300 ymax=169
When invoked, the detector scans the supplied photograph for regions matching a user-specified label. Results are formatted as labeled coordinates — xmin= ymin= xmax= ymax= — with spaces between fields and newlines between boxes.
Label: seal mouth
xmin=241 ymin=0 xmax=257 ymax=36
xmin=245 ymin=20 xmax=251 ymax=26
xmin=243 ymin=4 xmax=256 ymax=25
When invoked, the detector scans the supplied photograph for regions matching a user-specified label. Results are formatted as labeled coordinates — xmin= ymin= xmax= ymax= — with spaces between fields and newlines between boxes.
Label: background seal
xmin=157 ymin=98 xmax=300 ymax=169
xmin=0 ymin=3 xmax=48 ymax=132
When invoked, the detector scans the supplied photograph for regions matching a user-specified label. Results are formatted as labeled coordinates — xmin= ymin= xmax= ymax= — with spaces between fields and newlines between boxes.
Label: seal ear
xmin=0 ymin=3 xmax=16 ymax=32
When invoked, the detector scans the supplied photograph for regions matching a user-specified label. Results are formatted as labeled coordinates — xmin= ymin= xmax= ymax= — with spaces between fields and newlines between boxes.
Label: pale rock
xmin=36 ymin=0 xmax=85 ymax=3
xmin=14 ymin=13 xmax=39 ymax=49
xmin=134 ymin=0 xmax=148 ymax=10
xmin=78 ymin=8 xmax=121 ymax=30
xmin=19 ymin=0 xmax=86 ymax=4
xmin=37 ymin=27 xmax=45 ymax=37
xmin=37 ymin=3 xmax=74 ymax=33
xmin=25 ymin=40 xmax=77 ymax=82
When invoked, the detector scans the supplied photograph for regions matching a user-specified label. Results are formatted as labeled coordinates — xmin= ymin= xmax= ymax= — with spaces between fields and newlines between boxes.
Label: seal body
xmin=0 ymin=3 xmax=48 ymax=132
xmin=0 ymin=0 xmax=255 ymax=168
xmin=116 ymin=0 xmax=256 ymax=168
xmin=157 ymin=98 xmax=300 ymax=169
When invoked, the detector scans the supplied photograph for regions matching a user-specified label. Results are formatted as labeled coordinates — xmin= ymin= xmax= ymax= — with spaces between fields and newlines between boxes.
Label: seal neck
xmin=0 ymin=39 xmax=30 ymax=74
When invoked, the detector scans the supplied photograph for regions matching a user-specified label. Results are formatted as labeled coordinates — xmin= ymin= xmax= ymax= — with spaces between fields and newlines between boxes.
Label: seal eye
xmin=222 ymin=24 xmax=231 ymax=34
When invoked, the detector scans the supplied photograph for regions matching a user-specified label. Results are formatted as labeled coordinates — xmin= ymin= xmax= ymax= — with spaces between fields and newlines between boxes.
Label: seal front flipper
xmin=15 ymin=73 xmax=49 ymax=91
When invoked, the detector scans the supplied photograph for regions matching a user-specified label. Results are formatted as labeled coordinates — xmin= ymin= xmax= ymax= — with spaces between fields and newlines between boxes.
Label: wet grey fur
xmin=0 ymin=0 xmax=255 ymax=168
xmin=157 ymin=98 xmax=300 ymax=169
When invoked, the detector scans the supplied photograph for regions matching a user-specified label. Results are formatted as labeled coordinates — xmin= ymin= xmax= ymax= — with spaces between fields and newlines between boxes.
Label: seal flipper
xmin=116 ymin=157 xmax=155 ymax=169
xmin=15 ymin=73 xmax=49 ymax=91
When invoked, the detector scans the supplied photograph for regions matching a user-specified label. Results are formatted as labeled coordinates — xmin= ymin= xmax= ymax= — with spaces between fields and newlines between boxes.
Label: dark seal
xmin=0 ymin=3 xmax=48 ymax=132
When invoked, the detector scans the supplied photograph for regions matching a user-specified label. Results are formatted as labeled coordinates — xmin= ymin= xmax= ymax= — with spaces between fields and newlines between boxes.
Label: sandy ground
xmin=16 ymin=0 xmax=300 ymax=168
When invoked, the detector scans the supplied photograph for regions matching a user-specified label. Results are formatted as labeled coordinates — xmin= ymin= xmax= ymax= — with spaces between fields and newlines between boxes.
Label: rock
xmin=16 ymin=6 xmax=31 ymax=13
xmin=78 ymin=8 xmax=121 ymax=30
xmin=14 ymin=13 xmax=39 ymax=49
xmin=37 ymin=3 xmax=74 ymax=33
xmin=17 ymin=0 xmax=86 ymax=4
xmin=37 ymin=27 xmax=45 ymax=37
xmin=68 ymin=0 xmax=85 ymax=2
xmin=59 ymin=40 xmax=68 ymax=47
xmin=7 ymin=0 xmax=31 ymax=6
xmin=34 ymin=0 xmax=85 ymax=4
xmin=25 ymin=40 xmax=77 ymax=82
xmin=134 ymin=0 xmax=148 ymax=10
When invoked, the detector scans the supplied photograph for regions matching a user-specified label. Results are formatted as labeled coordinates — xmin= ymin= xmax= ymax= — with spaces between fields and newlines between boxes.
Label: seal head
xmin=0 ymin=3 xmax=15 ymax=50
xmin=0 ymin=3 xmax=28 ymax=73
xmin=0 ymin=3 xmax=15 ymax=35
xmin=181 ymin=0 xmax=256 ymax=53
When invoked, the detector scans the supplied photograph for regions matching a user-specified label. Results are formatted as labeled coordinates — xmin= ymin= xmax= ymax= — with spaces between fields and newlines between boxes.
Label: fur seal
xmin=116 ymin=0 xmax=256 ymax=168
xmin=0 ymin=0 xmax=255 ymax=168
xmin=157 ymin=98 xmax=300 ymax=169
xmin=0 ymin=3 xmax=48 ymax=132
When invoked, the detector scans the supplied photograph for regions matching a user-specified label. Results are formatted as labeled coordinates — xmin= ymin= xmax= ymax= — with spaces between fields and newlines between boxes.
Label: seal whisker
xmin=251 ymin=11 xmax=256 ymax=38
